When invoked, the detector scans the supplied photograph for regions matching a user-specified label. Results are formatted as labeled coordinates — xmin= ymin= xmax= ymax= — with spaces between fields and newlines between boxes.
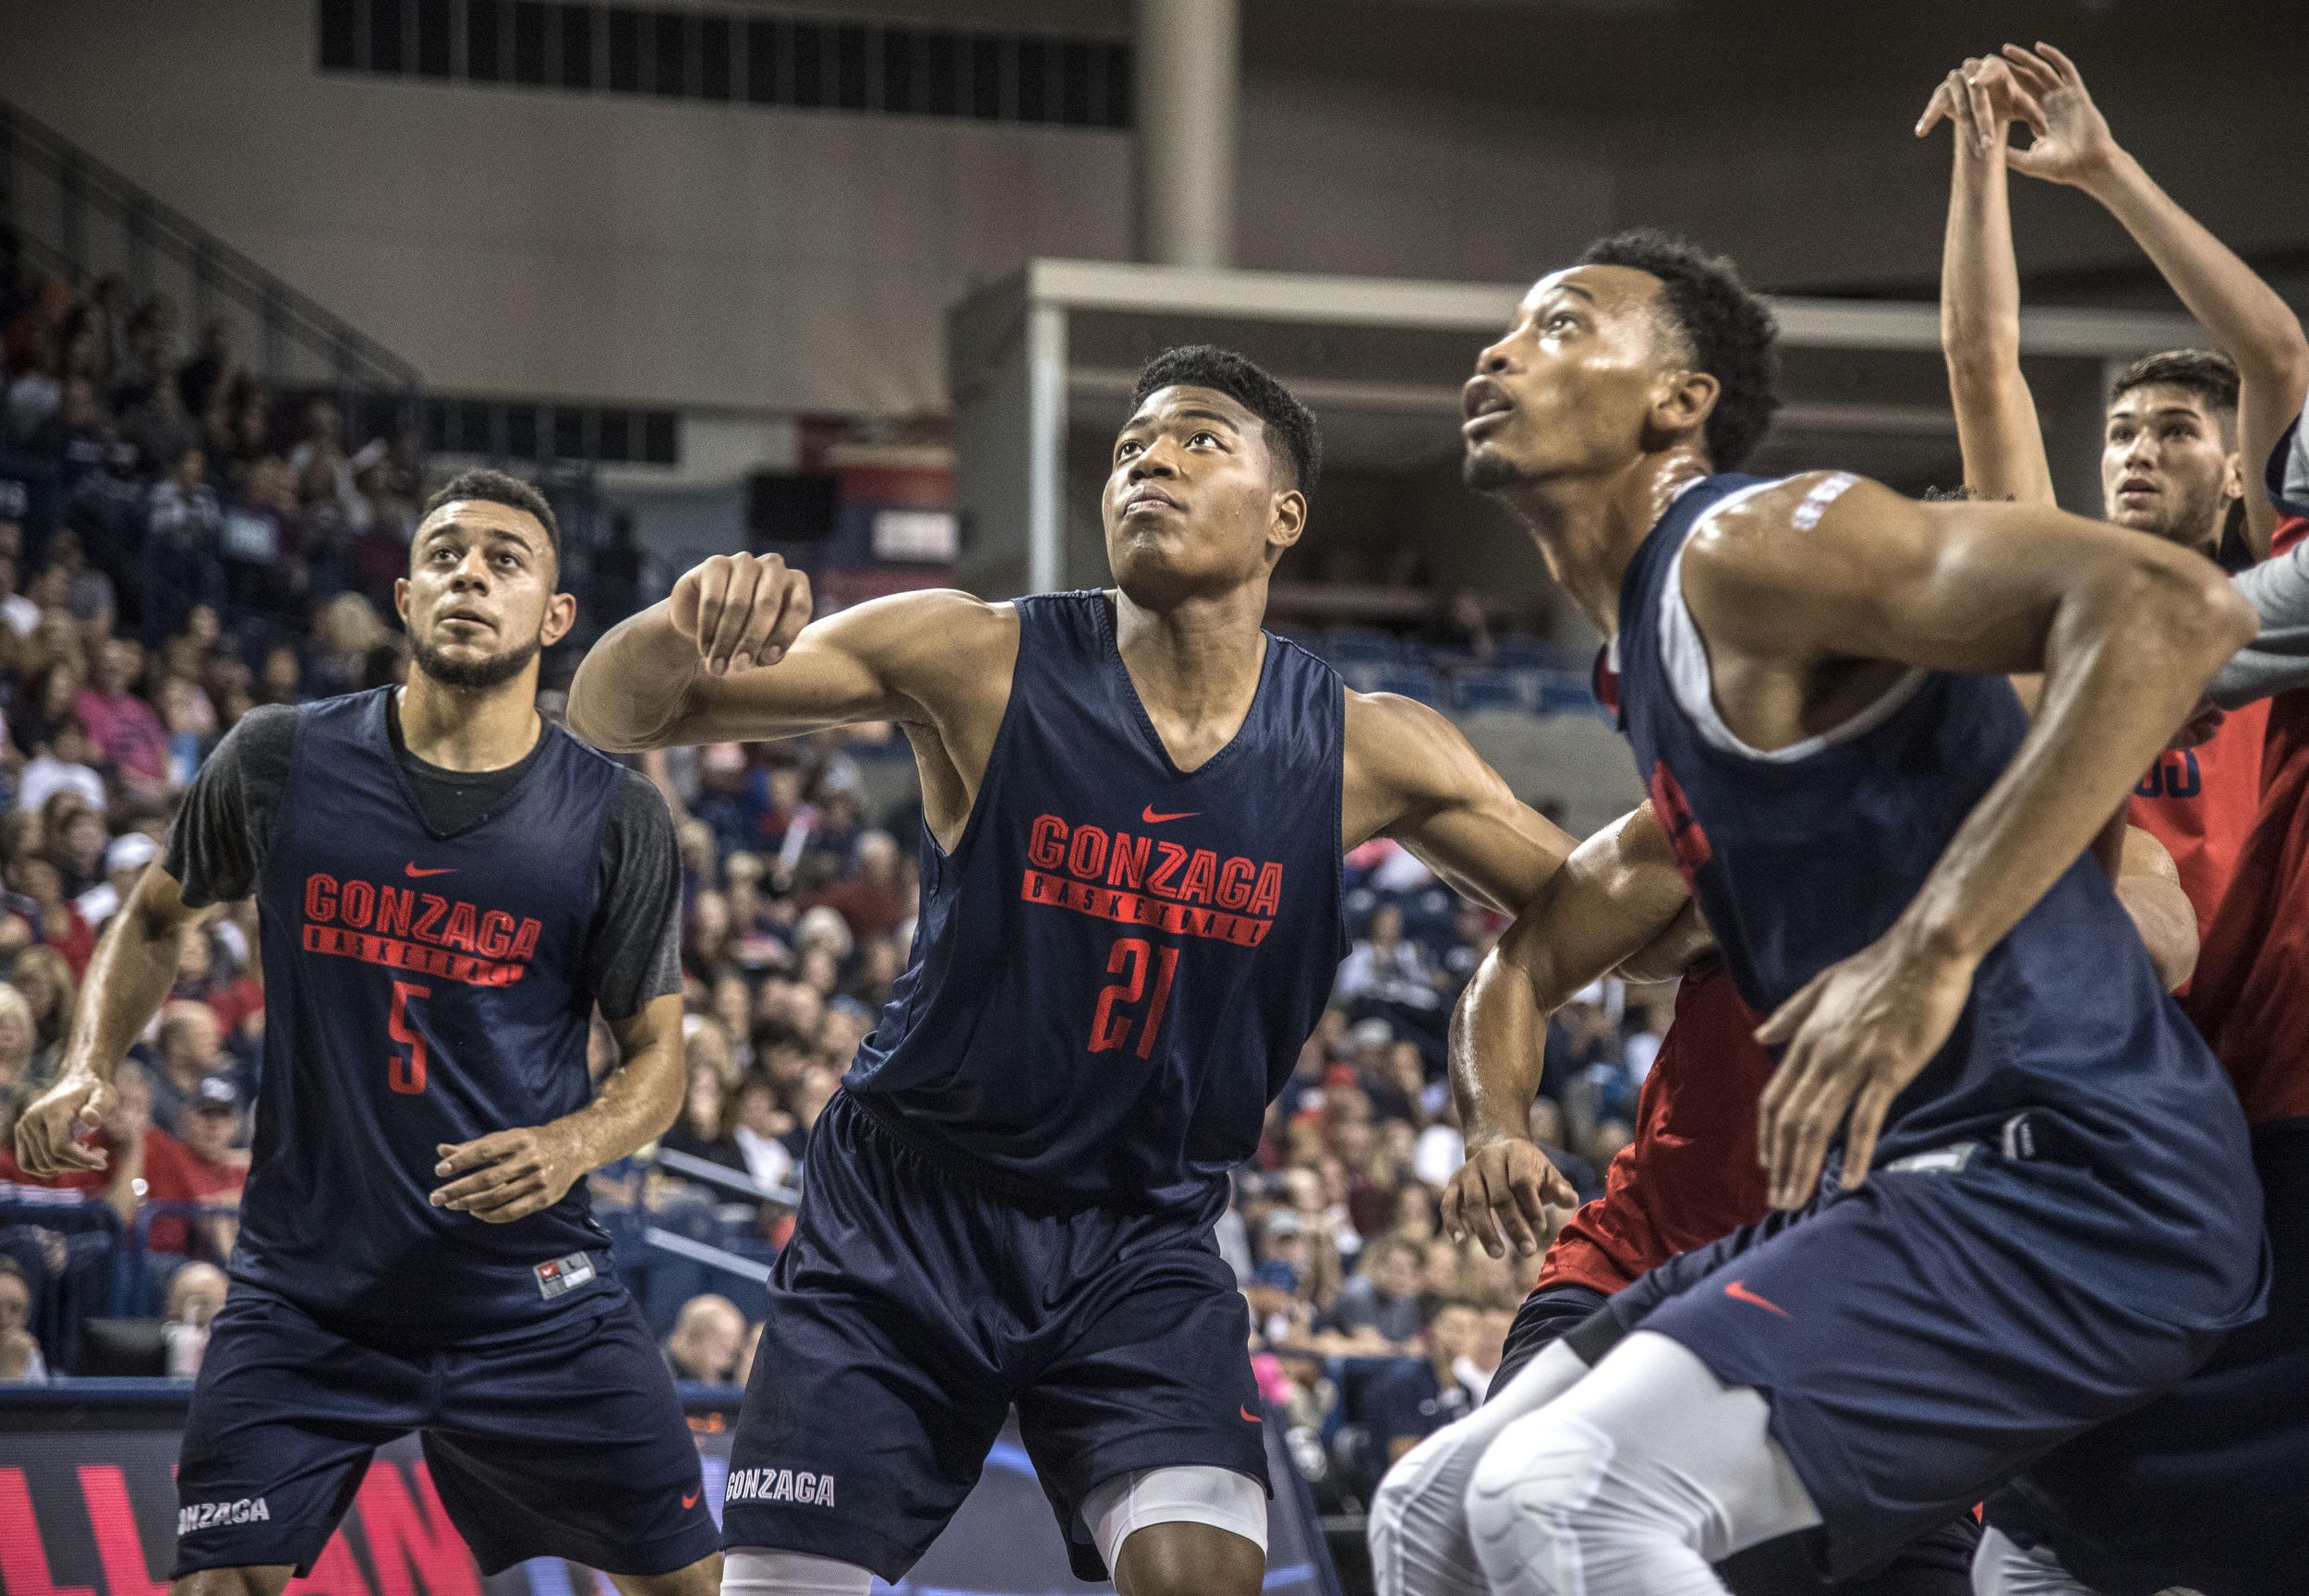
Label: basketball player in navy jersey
xmin=15 ymin=470 xmax=720 ymax=1595
xmin=568 ymin=345 xmax=1597 ymax=1596
xmin=1363 ymin=233 xmax=2264 ymax=1596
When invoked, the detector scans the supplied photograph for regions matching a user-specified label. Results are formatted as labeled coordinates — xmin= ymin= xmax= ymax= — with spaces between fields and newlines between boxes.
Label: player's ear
xmin=1268 ymin=486 xmax=1308 ymax=554
xmin=542 ymin=589 xmax=578 ymax=648
xmin=1653 ymin=369 xmax=1720 ymax=446
xmin=393 ymin=575 xmax=412 ymax=627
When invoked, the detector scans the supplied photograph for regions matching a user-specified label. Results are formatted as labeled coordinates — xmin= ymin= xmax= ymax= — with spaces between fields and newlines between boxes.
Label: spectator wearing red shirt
xmin=807 ymin=829 xmax=908 ymax=941
xmin=72 ymin=638 xmax=168 ymax=792
xmin=141 ymin=1074 xmax=247 ymax=1259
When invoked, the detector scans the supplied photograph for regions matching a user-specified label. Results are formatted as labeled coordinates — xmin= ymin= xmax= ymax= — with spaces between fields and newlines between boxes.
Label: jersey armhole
xmin=921 ymin=598 xmax=1030 ymax=867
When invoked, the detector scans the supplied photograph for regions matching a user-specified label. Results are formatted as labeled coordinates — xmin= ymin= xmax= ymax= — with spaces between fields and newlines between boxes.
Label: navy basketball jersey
xmin=235 ymin=690 xmax=626 ymax=1332
xmin=1613 ymin=475 xmax=2263 ymax=1314
xmin=844 ymin=591 xmax=1345 ymax=1212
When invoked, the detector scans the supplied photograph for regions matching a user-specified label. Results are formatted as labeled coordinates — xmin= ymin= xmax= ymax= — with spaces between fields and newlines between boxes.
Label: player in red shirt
xmin=1977 ymin=423 xmax=2309 ymax=1596
xmin=1927 ymin=45 xmax=2309 ymax=965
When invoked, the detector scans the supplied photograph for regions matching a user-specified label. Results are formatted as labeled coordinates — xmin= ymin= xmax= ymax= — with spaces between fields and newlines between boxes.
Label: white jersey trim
xmin=1661 ymin=475 xmax=1929 ymax=765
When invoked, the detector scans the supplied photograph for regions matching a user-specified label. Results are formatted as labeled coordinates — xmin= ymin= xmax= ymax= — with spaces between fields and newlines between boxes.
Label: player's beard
xmin=1463 ymin=441 xmax=1525 ymax=491
xmin=413 ymin=631 xmax=541 ymax=691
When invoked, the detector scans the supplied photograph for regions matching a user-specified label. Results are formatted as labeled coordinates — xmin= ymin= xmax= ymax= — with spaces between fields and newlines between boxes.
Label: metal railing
xmin=0 ymin=99 xmax=422 ymax=428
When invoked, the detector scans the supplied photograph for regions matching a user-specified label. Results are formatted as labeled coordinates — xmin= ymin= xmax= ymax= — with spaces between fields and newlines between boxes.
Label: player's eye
xmin=1116 ymin=440 xmax=1142 ymax=461
xmin=1190 ymin=430 xmax=1220 ymax=448
xmin=1546 ymin=311 xmax=1578 ymax=332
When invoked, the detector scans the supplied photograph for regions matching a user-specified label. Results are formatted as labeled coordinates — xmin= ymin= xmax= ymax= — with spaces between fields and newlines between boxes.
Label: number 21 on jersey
xmin=1089 ymin=937 xmax=1179 ymax=1058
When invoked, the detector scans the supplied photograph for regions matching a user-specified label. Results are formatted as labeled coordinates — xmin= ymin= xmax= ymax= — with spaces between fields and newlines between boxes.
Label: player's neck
xmin=394 ymin=674 xmax=544 ymax=772
xmin=1111 ymin=585 xmax=1270 ymax=726
xmin=1497 ymin=453 xmax=1709 ymax=638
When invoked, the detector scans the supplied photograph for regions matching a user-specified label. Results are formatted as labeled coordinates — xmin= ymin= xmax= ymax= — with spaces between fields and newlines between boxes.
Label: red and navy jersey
xmin=2186 ymin=502 xmax=2309 ymax=1124
xmin=1538 ymin=962 xmax=1771 ymax=1296
xmin=1612 ymin=475 xmax=2261 ymax=1318
xmin=844 ymin=592 xmax=1345 ymax=1212
xmin=236 ymin=691 xmax=627 ymax=1333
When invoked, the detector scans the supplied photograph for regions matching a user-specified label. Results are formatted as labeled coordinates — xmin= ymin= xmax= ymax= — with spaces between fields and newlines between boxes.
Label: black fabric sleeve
xmin=585 ymin=768 xmax=684 ymax=1022
xmin=161 ymin=706 xmax=299 ymax=908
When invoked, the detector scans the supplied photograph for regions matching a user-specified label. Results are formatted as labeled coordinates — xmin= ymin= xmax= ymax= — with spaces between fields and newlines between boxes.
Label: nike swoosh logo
xmin=682 ymin=1488 xmax=701 ymax=1509
xmin=405 ymin=864 xmax=456 ymax=878
xmin=1723 ymin=1279 xmax=1789 ymax=1318
xmin=1240 ymin=1404 xmax=1263 ymax=1423
xmin=1142 ymin=806 xmax=1200 ymax=825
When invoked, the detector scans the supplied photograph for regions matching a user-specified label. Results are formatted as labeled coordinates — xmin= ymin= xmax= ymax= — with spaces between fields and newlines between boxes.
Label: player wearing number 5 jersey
xmin=12 ymin=470 xmax=719 ymax=1596
xmin=569 ymin=345 xmax=1590 ymax=1596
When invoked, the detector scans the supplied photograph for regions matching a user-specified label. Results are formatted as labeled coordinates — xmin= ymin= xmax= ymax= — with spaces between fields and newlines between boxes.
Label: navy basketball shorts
xmin=723 ymin=1092 xmax=1269 ymax=1585
xmin=1495 ymin=1281 xmax=1977 ymax=1596
xmin=1988 ymin=1118 xmax=2309 ymax=1596
xmin=1595 ymin=1150 xmax=2234 ymax=1583
xmin=173 ymin=1281 xmax=719 ymax=1578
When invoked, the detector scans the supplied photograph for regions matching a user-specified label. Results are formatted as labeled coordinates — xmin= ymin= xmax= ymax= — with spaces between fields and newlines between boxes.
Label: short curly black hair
xmin=1578 ymin=230 xmax=1781 ymax=472
xmin=1130 ymin=345 xmax=1321 ymax=495
xmin=421 ymin=466 xmax=562 ymax=559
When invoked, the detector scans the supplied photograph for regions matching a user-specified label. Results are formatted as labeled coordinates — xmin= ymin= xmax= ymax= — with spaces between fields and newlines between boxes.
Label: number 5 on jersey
xmin=1089 ymin=937 xmax=1180 ymax=1058
xmin=389 ymin=979 xmax=433 ymax=1094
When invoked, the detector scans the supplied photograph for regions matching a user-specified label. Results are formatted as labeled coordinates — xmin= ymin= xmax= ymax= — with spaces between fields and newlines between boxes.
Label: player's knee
xmin=606 ymin=1553 xmax=721 ymax=1596
xmin=1369 ymin=1424 xmax=1492 ymax=1596
xmin=1111 ymin=1520 xmax=1263 ymax=1596
xmin=1465 ymin=1409 xmax=1614 ymax=1593
xmin=173 ymin=1568 xmax=295 ymax=1596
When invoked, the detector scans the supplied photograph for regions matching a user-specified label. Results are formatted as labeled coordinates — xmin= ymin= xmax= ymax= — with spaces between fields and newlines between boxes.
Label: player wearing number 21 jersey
xmin=568 ymin=345 xmax=1588 ymax=1596
xmin=14 ymin=471 xmax=719 ymax=1596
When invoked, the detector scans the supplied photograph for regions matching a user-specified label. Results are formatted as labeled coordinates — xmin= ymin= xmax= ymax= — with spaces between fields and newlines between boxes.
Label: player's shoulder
xmin=1344 ymin=687 xmax=1481 ymax=797
xmin=206 ymin=702 xmax=302 ymax=780
xmin=1687 ymin=471 xmax=1878 ymax=554
xmin=833 ymin=587 xmax=1020 ymax=683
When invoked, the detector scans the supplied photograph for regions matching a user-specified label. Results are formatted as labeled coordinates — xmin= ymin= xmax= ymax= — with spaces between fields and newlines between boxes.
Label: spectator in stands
xmin=27 ymin=375 xmax=117 ymax=485
xmin=162 ymin=1260 xmax=228 ymax=1379
xmin=730 ymin=1070 xmax=796 ymax=1192
xmin=593 ymin=510 xmax=647 ymax=625
xmin=141 ymin=1074 xmax=248 ymax=1262
xmin=811 ymin=830 xmax=907 ymax=940
xmin=0 ymin=981 xmax=39 ymax=1103
xmin=1529 ymin=1096 xmax=1600 ymax=1201
xmin=12 ymin=853 xmax=93 ymax=978
xmin=660 ymin=1035 xmax=745 ymax=1176
xmin=42 ymin=526 xmax=115 ymax=631
xmin=11 ymin=946 xmax=78 ymax=1077
xmin=147 ymin=998 xmax=226 ymax=1136
xmin=662 ymin=1293 xmax=745 ymax=1384
xmin=1420 ymin=587 xmax=1495 ymax=665
xmin=1360 ymin=1298 xmax=1500 ymax=1485
xmin=75 ymin=831 xmax=158 ymax=932
xmin=0 ymin=1255 xmax=43 ymax=1383
xmin=0 ymin=549 xmax=35 ymax=641
xmin=121 ymin=365 xmax=199 ymax=476
xmin=6 ymin=318 xmax=61 ymax=441
xmin=75 ymin=640 xmax=169 ymax=793
xmin=1323 ymin=1232 xmax=1427 ymax=1350
xmin=17 ymin=713 xmax=106 ymax=816
xmin=307 ymin=592 xmax=393 ymax=699
xmin=1336 ymin=902 xmax=1447 ymax=1046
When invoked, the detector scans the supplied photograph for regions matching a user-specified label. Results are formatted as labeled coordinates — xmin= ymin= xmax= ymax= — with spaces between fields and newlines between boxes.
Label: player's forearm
xmin=1896 ymin=559 xmax=2255 ymax=968
xmin=550 ymin=1032 xmax=686 ymax=1173
xmin=1941 ymin=129 xmax=2057 ymax=504
xmin=566 ymin=605 xmax=707 ymax=752
xmin=58 ymin=899 xmax=199 ymax=1086
xmin=2084 ymin=149 xmax=2309 ymax=393
xmin=1449 ymin=950 xmax=1551 ymax=1150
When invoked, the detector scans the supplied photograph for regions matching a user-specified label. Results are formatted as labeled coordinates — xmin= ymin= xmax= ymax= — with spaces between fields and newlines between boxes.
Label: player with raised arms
xmin=568 ymin=345 xmax=1593 ymax=1596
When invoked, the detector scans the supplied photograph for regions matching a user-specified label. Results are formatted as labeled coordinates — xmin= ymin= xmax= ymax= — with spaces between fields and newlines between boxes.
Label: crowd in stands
xmin=0 ymin=256 xmax=1671 ymax=1516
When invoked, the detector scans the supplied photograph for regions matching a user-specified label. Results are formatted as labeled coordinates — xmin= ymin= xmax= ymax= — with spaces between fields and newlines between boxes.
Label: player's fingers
xmin=1964 ymin=71 xmax=1998 ymax=154
xmin=1999 ymin=44 xmax=2060 ymax=98
xmin=1439 ymin=1175 xmax=1469 ymax=1243
xmin=704 ymin=561 xmax=760 ymax=675
xmin=1492 ymin=1161 xmax=1538 ymax=1255
xmin=1916 ymin=75 xmax=1954 ymax=137
xmin=1780 ymin=1064 xmax=1856 ymax=1209
xmin=435 ymin=1134 xmax=516 ymax=1175
xmin=432 ymin=1162 xmax=520 ymax=1206
xmin=1762 ymin=1036 xmax=1828 ymax=1202
xmin=465 ymin=1176 xmax=548 ymax=1219
xmin=688 ymin=556 xmax=731 ymax=653
xmin=1507 ymin=1166 xmax=1553 ymax=1256
xmin=762 ymin=571 xmax=813 ymax=665
xmin=1469 ymin=1163 xmax=1508 ymax=1259
xmin=1839 ymin=1076 xmax=1901 ymax=1192
xmin=44 ymin=1123 xmax=108 ymax=1173
xmin=2034 ymin=41 xmax=2082 ymax=84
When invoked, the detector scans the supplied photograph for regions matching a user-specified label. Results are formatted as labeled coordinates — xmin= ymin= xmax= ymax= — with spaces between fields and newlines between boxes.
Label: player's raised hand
xmin=1915 ymin=55 xmax=2044 ymax=154
xmin=432 ymin=1126 xmax=587 ymax=1224
xmin=1753 ymin=931 xmax=1977 ymax=1210
xmin=1997 ymin=43 xmax=2119 ymax=188
xmin=13 ymin=1072 xmax=115 ymax=1177
xmin=1441 ymin=1136 xmax=1578 ymax=1260
xmin=668 ymin=552 xmax=813 ymax=678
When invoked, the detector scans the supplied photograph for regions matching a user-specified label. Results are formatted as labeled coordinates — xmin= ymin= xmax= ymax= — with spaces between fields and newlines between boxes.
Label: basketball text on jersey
xmin=1022 ymin=813 xmax=1285 ymax=948
xmin=723 ymin=1468 xmax=837 ymax=1507
xmin=298 ymin=870 xmax=545 ymax=987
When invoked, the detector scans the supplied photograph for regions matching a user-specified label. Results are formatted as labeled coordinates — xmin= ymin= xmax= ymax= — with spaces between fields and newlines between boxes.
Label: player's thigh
xmin=424 ymin=1292 xmax=719 ymax=1577
xmin=174 ymin=1288 xmax=420 ymax=1578
xmin=602 ymin=1554 xmax=722 ymax=1596
xmin=1015 ymin=1240 xmax=1268 ymax=1585
xmin=1490 ymin=1282 xmax=1609 ymax=1395
xmin=173 ymin=1567 xmax=296 ymax=1596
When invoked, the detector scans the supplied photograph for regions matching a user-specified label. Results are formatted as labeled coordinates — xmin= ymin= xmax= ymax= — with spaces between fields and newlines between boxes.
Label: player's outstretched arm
xmin=1340 ymin=689 xmax=1576 ymax=915
xmin=1686 ymin=473 xmax=2257 ymax=1206
xmin=432 ymin=993 xmax=687 ymax=1224
xmin=1441 ymin=804 xmax=1692 ymax=1259
xmin=1997 ymin=42 xmax=2309 ymax=557
xmin=13 ymin=864 xmax=212 ymax=1176
xmin=566 ymin=553 xmax=1012 ymax=750
xmin=1919 ymin=55 xmax=2059 ymax=507
xmin=2211 ymin=449 xmax=2309 ymax=707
